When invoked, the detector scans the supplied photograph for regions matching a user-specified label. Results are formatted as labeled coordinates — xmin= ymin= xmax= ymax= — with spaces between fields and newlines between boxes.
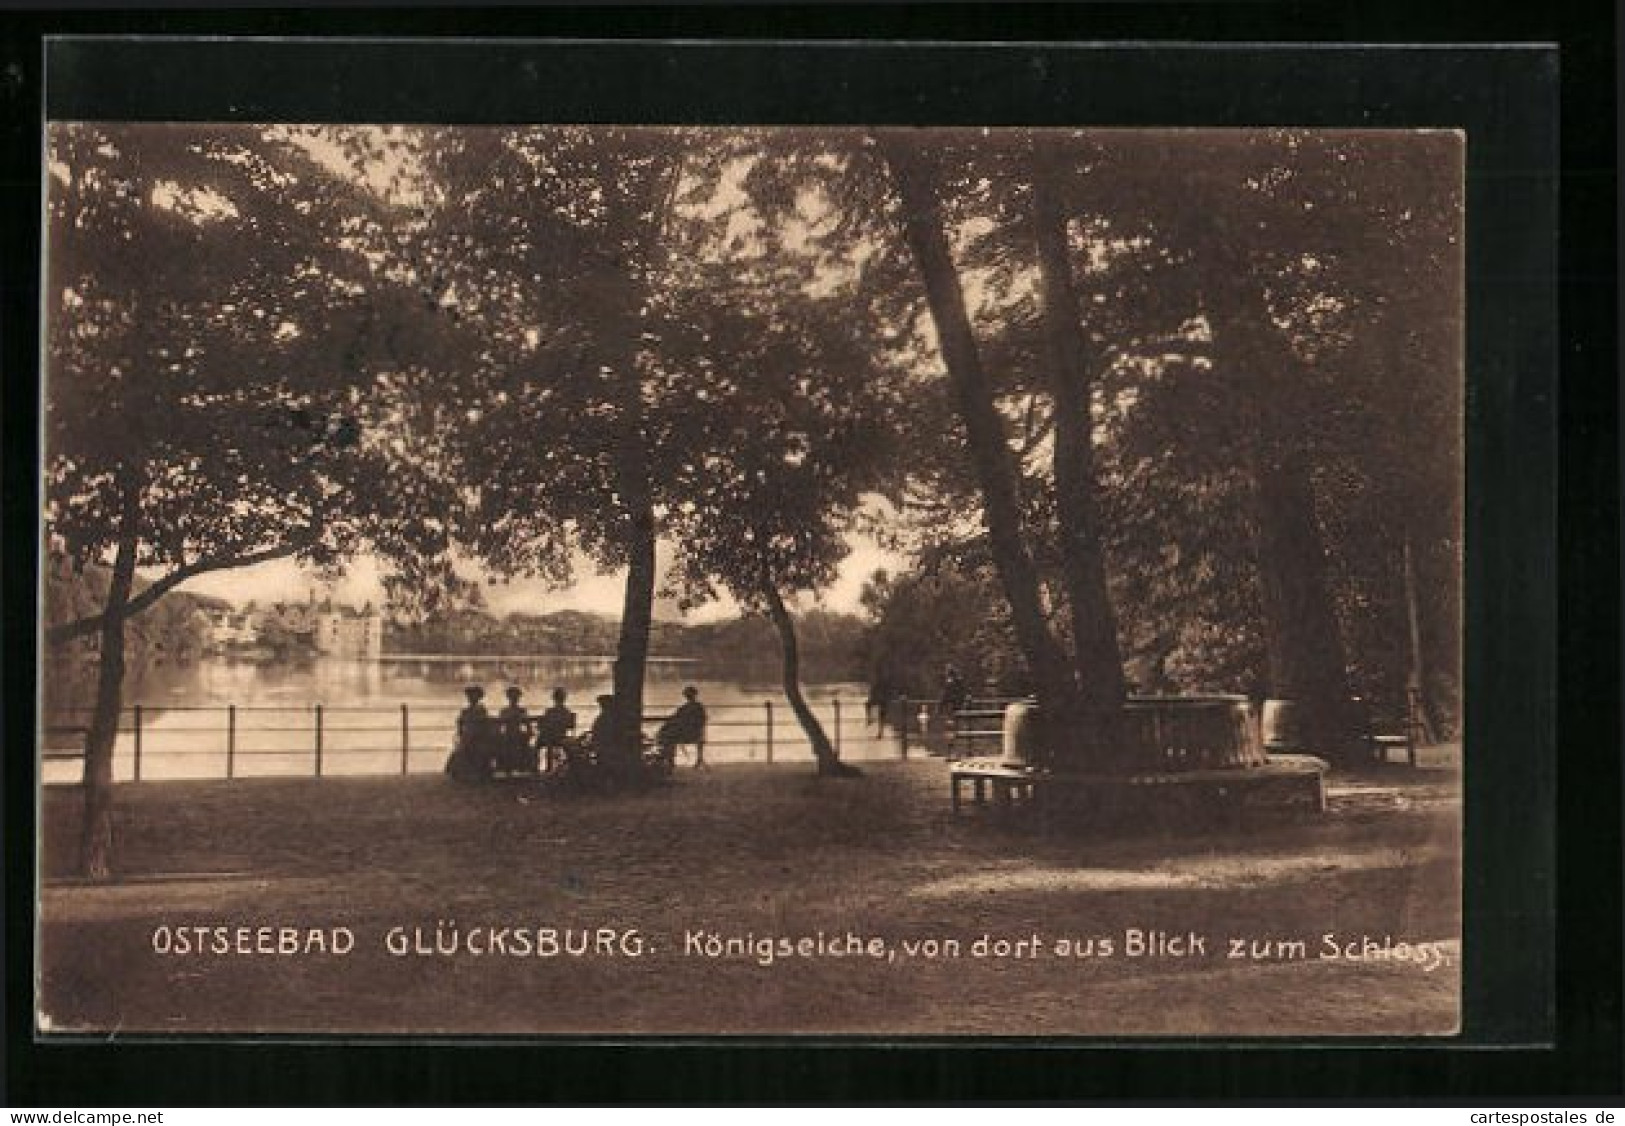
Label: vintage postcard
xmin=37 ymin=120 xmax=1463 ymax=1037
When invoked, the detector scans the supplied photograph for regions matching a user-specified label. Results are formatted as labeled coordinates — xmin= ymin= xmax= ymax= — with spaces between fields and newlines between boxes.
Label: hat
xmin=682 ymin=685 xmax=699 ymax=700
xmin=464 ymin=685 xmax=484 ymax=700
xmin=597 ymin=694 xmax=615 ymax=706
xmin=506 ymin=686 xmax=523 ymax=699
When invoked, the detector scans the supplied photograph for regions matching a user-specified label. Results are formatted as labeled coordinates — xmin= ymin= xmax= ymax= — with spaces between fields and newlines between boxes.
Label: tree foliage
xmin=46 ymin=123 xmax=1464 ymax=852
xmin=861 ymin=129 xmax=1461 ymax=755
xmin=45 ymin=123 xmax=452 ymax=874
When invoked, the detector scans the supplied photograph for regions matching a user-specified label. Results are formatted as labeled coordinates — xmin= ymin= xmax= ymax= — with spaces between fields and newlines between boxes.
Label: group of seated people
xmin=446 ymin=683 xmax=707 ymax=781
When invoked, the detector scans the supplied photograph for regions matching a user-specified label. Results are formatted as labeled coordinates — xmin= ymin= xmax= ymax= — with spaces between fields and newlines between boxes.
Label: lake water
xmin=41 ymin=655 xmax=911 ymax=783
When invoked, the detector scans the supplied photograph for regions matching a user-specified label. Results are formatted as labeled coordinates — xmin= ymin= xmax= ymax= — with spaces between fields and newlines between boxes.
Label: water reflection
xmin=42 ymin=655 xmax=881 ymax=782
xmin=142 ymin=654 xmax=832 ymax=708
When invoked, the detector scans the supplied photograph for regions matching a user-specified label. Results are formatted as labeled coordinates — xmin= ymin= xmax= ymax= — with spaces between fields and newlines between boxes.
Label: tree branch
xmin=1016 ymin=415 xmax=1056 ymax=460
xmin=46 ymin=541 xmax=306 ymax=646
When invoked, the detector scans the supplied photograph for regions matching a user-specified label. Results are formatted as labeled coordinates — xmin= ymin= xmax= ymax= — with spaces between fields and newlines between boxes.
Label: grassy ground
xmin=38 ymin=753 xmax=1460 ymax=1037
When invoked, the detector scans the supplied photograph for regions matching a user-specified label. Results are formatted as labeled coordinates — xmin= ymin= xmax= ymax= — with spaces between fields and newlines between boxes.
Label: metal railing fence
xmin=40 ymin=696 xmax=933 ymax=782
xmin=41 ymin=696 xmax=1032 ymax=784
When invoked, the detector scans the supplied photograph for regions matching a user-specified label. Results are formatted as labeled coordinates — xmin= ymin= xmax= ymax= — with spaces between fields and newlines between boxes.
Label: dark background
xmin=2 ymin=2 xmax=1616 ymax=1104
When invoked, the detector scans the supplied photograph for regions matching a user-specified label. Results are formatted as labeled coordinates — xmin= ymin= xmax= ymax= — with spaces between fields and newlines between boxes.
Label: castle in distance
xmin=195 ymin=592 xmax=383 ymax=659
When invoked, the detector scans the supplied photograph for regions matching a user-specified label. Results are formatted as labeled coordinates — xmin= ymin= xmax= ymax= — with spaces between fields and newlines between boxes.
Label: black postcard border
xmin=2 ymin=8 xmax=1614 ymax=1106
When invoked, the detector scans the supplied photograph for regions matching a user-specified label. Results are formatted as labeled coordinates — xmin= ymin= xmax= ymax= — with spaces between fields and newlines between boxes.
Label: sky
xmin=87 ymin=126 xmax=917 ymax=627
xmin=178 ymin=531 xmax=903 ymax=622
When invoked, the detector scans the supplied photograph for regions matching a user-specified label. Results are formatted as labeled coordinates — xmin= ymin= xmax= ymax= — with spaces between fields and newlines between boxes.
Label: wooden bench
xmin=1368 ymin=731 xmax=1417 ymax=767
xmin=1360 ymin=690 xmax=1425 ymax=767
xmin=951 ymin=754 xmax=1328 ymax=816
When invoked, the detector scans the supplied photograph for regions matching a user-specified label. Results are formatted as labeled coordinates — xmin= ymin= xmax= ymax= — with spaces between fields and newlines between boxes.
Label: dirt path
xmin=38 ymin=760 xmax=1460 ymax=1036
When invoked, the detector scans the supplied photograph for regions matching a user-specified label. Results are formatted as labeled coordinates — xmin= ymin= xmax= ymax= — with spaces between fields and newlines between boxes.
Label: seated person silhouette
xmin=497 ymin=686 xmax=538 ymax=774
xmin=446 ymin=685 xmax=494 ymax=782
xmin=584 ymin=693 xmax=619 ymax=759
xmin=572 ymin=693 xmax=651 ymax=781
xmin=656 ymin=686 xmax=708 ymax=768
xmin=533 ymin=687 xmax=576 ymax=773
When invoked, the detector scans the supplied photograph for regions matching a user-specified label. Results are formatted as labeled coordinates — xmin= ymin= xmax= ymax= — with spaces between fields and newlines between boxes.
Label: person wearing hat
xmin=533 ymin=687 xmax=576 ymax=773
xmin=498 ymin=686 xmax=537 ymax=774
xmin=446 ymin=685 xmax=493 ymax=782
xmin=586 ymin=693 xmax=621 ymax=762
xmin=656 ymin=685 xmax=708 ymax=769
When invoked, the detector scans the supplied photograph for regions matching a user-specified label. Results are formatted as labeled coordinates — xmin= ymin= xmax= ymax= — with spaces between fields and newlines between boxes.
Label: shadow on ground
xmin=39 ymin=759 xmax=1460 ymax=1036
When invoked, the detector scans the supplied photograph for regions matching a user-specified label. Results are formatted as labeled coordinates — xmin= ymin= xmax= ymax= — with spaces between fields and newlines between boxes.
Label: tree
xmin=402 ymin=126 xmax=1136 ymax=775
xmin=406 ymin=126 xmax=921 ymax=778
xmin=858 ymin=563 xmax=1028 ymax=700
xmin=653 ymin=172 xmax=908 ymax=773
xmin=44 ymin=124 xmax=440 ymax=876
xmin=872 ymin=127 xmax=1463 ymax=768
xmin=1172 ymin=133 xmax=1455 ymax=753
xmin=1029 ymin=146 xmax=1129 ymax=716
xmin=42 ymin=559 xmax=211 ymax=710
xmin=401 ymin=127 xmax=695 ymax=778
xmin=875 ymin=133 xmax=1091 ymax=757
xmin=1069 ymin=130 xmax=1463 ymax=753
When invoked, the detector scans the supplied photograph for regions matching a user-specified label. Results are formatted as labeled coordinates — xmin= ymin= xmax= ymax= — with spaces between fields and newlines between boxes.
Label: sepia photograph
xmin=37 ymin=122 xmax=1464 ymax=1037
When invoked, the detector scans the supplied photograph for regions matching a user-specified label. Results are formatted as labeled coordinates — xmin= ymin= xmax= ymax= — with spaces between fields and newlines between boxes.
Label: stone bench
xmin=951 ymin=753 xmax=1328 ymax=816
xmin=949 ymin=758 xmax=1039 ymax=811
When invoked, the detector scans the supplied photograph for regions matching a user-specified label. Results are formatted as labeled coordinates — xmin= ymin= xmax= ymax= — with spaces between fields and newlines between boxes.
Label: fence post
xmin=765 ymin=700 xmax=774 ymax=764
xmin=401 ymin=703 xmax=411 ymax=775
xmin=900 ymin=699 xmax=909 ymax=758
xmin=314 ymin=704 xmax=324 ymax=777
xmin=132 ymin=704 xmax=143 ymax=782
xmin=832 ymin=697 xmax=842 ymax=757
xmin=226 ymin=705 xmax=236 ymax=779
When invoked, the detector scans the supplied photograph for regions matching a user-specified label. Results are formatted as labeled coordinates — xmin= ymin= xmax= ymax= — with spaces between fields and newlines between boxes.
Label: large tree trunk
xmin=605 ymin=154 xmax=685 ymax=779
xmin=1252 ymin=450 xmax=1363 ymax=761
xmin=878 ymin=136 xmax=1084 ymax=761
xmin=80 ymin=486 xmax=140 ymax=880
xmin=1424 ymin=530 xmax=1463 ymax=737
xmin=604 ymin=331 xmax=657 ymax=779
xmin=1402 ymin=528 xmax=1449 ymax=743
xmin=763 ymin=583 xmax=858 ymax=777
xmin=1031 ymin=161 xmax=1128 ymax=725
xmin=608 ymin=480 xmax=657 ymax=776
xmin=1202 ymin=239 xmax=1362 ymax=763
